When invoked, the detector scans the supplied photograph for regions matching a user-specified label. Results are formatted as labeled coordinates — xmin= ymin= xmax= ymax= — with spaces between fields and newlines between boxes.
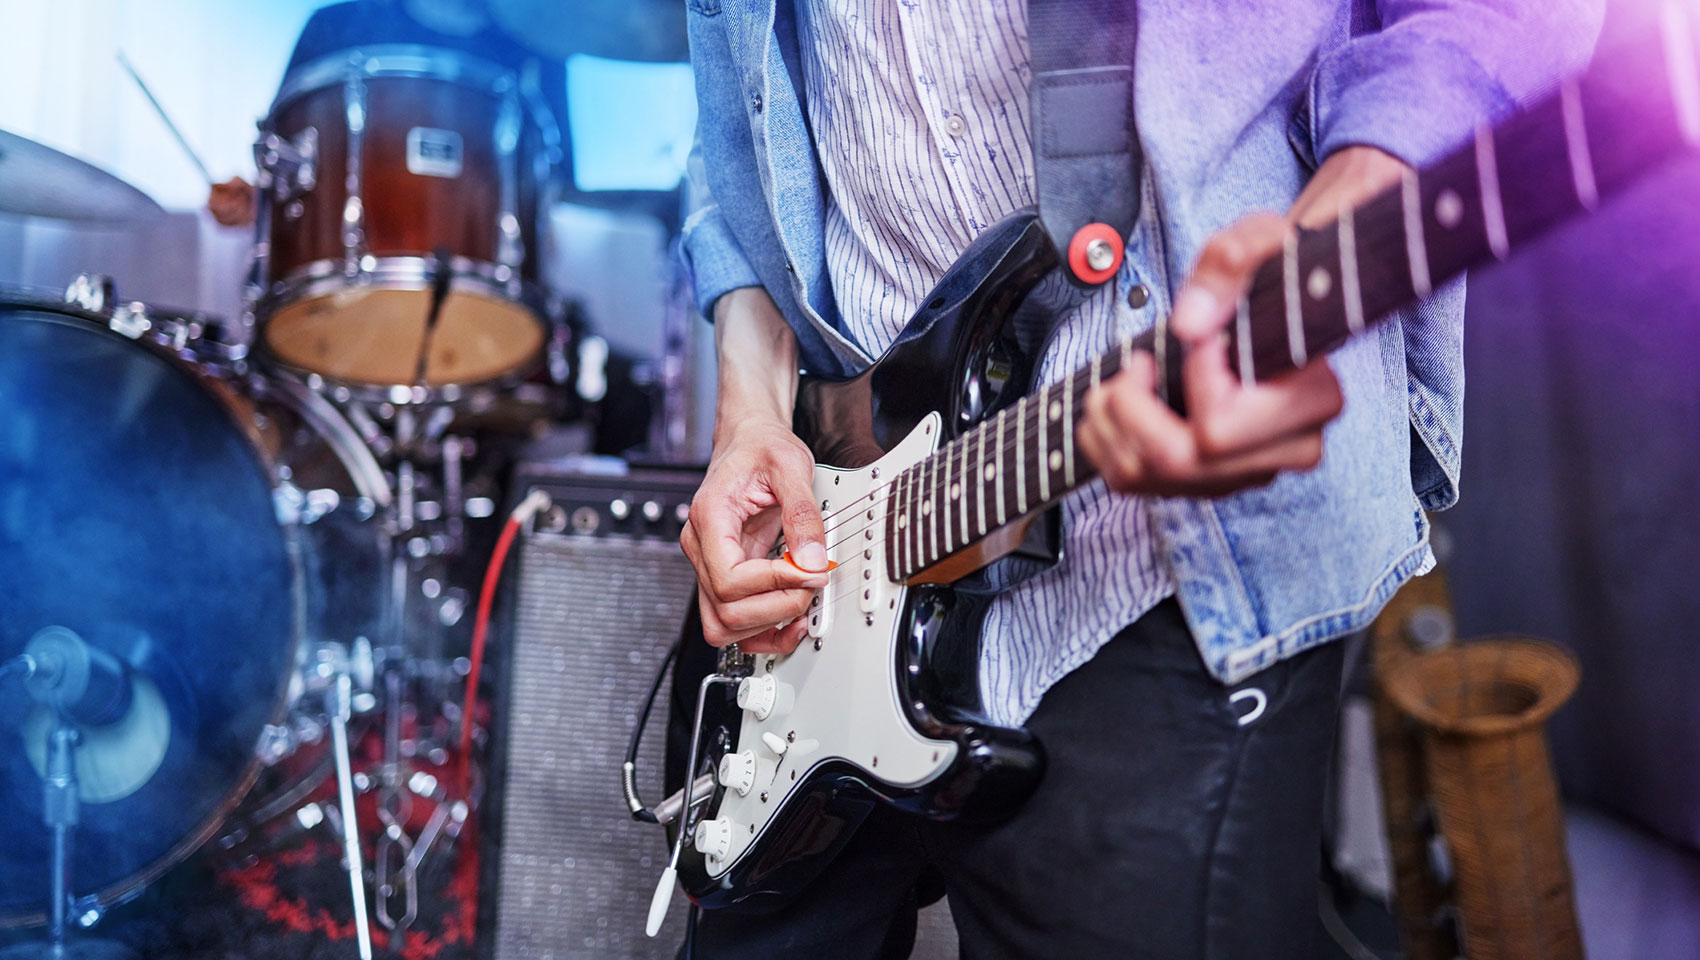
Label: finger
xmin=700 ymin=589 xmax=792 ymax=648
xmin=715 ymin=587 xmax=820 ymax=635
xmin=1077 ymin=384 xmax=1147 ymax=491
xmin=772 ymin=459 xmax=829 ymax=573
xmin=739 ymin=620 xmax=810 ymax=656
xmin=694 ymin=499 xmax=826 ymax=602
xmin=1185 ymin=338 xmax=1344 ymax=458
xmin=1100 ymin=353 xmax=1202 ymax=481
xmin=1170 ymin=213 xmax=1289 ymax=344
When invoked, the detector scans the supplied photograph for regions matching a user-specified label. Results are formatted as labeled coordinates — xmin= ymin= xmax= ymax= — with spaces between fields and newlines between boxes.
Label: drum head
xmin=0 ymin=302 xmax=298 ymax=923
xmin=265 ymin=286 xmax=544 ymax=389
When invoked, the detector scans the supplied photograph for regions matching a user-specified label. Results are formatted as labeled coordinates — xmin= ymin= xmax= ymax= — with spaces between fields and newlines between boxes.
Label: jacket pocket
xmin=686 ymin=0 xmax=723 ymax=14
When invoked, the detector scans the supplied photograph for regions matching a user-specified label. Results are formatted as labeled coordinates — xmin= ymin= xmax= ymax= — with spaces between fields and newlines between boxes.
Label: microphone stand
xmin=0 ymin=654 xmax=138 ymax=960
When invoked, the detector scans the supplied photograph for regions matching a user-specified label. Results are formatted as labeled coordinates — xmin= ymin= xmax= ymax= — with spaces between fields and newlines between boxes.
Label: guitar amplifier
xmin=480 ymin=459 xmax=702 ymax=959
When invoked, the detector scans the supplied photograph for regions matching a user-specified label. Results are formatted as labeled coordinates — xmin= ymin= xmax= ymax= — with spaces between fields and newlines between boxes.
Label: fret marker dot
xmin=921 ymin=501 xmax=932 ymax=515
xmin=1435 ymin=189 xmax=1464 ymax=229
xmin=983 ymin=464 xmax=996 ymax=481
xmin=949 ymin=483 xmax=960 ymax=499
xmin=1049 ymin=450 xmax=1062 ymax=471
xmin=898 ymin=515 xmax=908 ymax=528
xmin=1306 ymin=266 xmax=1332 ymax=300
xmin=1048 ymin=401 xmax=1061 ymax=421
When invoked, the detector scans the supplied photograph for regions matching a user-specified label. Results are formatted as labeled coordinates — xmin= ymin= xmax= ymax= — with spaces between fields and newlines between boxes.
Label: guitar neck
xmin=885 ymin=6 xmax=1700 ymax=584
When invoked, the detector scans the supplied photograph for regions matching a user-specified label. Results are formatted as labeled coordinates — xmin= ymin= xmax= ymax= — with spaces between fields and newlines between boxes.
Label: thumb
xmin=772 ymin=456 xmax=828 ymax=573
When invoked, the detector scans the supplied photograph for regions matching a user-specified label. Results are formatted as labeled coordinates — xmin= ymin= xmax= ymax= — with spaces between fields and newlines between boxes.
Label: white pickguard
xmin=700 ymin=414 xmax=957 ymax=878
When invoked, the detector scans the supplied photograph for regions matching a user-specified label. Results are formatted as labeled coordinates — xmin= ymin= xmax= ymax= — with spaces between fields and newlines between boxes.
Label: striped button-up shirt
xmin=795 ymin=0 xmax=1173 ymax=725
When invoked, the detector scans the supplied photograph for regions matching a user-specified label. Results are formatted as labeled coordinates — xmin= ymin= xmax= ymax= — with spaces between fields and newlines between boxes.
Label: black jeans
xmin=686 ymin=600 xmax=1345 ymax=960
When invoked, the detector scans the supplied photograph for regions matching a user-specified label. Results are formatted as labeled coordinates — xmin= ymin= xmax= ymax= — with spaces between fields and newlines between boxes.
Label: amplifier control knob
xmin=717 ymin=750 xmax=757 ymax=796
xmin=736 ymin=675 xmax=777 ymax=720
xmin=642 ymin=500 xmax=663 ymax=523
xmin=693 ymin=817 xmax=734 ymax=862
xmin=609 ymin=498 xmax=630 ymax=521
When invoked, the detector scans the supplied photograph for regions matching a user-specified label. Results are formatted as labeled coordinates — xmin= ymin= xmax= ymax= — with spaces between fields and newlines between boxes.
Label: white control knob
xmin=693 ymin=817 xmax=733 ymax=862
xmin=760 ymin=731 xmax=789 ymax=756
xmin=717 ymin=750 xmax=757 ymax=796
xmin=737 ymin=675 xmax=777 ymax=720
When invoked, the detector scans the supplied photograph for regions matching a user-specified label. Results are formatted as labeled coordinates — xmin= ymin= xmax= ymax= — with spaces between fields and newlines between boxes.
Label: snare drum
xmin=0 ymin=288 xmax=388 ymax=926
xmin=251 ymin=45 xmax=559 ymax=397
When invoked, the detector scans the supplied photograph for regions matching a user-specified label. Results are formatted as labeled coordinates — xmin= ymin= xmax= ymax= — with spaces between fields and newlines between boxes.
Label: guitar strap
xmin=1028 ymin=0 xmax=1141 ymax=288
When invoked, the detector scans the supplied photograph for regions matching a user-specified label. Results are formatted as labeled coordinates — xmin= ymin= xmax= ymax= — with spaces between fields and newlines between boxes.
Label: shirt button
xmin=751 ymin=91 xmax=763 ymax=113
xmin=1126 ymin=283 xmax=1150 ymax=309
xmin=944 ymin=114 xmax=966 ymax=137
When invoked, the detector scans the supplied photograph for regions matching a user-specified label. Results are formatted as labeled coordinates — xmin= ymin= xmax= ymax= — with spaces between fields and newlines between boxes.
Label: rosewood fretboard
xmin=884 ymin=5 xmax=1700 ymax=583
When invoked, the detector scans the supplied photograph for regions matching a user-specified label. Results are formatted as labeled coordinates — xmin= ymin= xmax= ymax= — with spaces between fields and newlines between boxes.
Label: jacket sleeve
xmin=1310 ymin=0 xmax=1606 ymax=167
xmin=680 ymin=136 xmax=763 ymax=320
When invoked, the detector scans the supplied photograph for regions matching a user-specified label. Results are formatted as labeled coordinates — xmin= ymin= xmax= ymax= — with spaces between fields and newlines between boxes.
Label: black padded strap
xmin=1028 ymin=0 xmax=1141 ymax=286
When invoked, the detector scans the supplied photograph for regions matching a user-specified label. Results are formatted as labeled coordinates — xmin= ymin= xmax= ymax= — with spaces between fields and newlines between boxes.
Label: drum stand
xmin=0 ymin=717 xmax=137 ymax=960
xmin=369 ymin=410 xmax=474 ymax=937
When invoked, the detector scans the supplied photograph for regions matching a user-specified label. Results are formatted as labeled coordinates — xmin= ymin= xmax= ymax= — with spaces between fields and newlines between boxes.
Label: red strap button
xmin=1067 ymin=223 xmax=1124 ymax=285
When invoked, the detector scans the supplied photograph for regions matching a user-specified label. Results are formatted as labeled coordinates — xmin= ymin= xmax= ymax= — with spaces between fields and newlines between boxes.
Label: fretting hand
xmin=1077 ymin=146 xmax=1407 ymax=497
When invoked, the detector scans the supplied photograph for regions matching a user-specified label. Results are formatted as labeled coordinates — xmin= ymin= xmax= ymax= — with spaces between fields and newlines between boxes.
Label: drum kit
xmin=1 ymin=43 xmax=592 ymax=960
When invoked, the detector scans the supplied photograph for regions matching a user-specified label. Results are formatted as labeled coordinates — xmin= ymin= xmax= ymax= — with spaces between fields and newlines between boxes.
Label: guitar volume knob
xmin=717 ymin=750 xmax=757 ymax=796
xmin=736 ymin=675 xmax=777 ymax=720
xmin=693 ymin=817 xmax=734 ymax=862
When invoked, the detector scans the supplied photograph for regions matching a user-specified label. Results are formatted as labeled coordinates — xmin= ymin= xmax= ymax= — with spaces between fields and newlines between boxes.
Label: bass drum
xmin=0 ymin=290 xmax=388 ymax=926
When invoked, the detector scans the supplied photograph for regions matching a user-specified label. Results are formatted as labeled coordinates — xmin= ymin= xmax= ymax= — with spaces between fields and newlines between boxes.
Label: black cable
xmin=624 ymin=636 xmax=679 ymax=823
xmin=684 ymin=904 xmax=699 ymax=960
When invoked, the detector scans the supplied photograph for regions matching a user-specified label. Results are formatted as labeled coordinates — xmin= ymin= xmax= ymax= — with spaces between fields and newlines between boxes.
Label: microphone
xmin=17 ymin=626 xmax=172 ymax=804
xmin=24 ymin=626 xmax=134 ymax=727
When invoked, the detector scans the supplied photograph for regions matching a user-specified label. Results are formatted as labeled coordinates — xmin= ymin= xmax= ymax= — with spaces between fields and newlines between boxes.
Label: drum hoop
xmin=250 ymin=255 xmax=550 ymax=403
xmin=0 ymin=294 xmax=385 ymax=926
xmin=271 ymin=44 xmax=517 ymax=115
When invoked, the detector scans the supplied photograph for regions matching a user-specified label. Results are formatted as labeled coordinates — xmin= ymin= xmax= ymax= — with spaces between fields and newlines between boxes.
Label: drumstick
xmin=117 ymin=51 xmax=216 ymax=186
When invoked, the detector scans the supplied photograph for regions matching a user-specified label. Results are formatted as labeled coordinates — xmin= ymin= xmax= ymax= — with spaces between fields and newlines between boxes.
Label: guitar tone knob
xmin=693 ymin=817 xmax=733 ymax=862
xmin=736 ymin=675 xmax=777 ymax=720
xmin=717 ymin=750 xmax=757 ymax=797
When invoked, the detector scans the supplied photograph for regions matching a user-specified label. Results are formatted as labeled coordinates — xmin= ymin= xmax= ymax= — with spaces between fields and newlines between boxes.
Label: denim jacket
xmin=680 ymin=0 xmax=1602 ymax=685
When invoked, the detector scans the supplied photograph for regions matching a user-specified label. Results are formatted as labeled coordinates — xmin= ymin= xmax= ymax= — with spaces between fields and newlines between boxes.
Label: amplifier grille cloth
xmin=494 ymin=533 xmax=697 ymax=959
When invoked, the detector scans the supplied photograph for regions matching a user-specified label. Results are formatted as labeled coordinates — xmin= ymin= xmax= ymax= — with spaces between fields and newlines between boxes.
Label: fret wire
xmin=1338 ymin=203 xmax=1364 ymax=334
xmin=897 ymin=468 xmax=911 ymax=579
xmin=1560 ymin=77 xmax=1600 ymax=210
xmin=1663 ymin=0 xmax=1700 ymax=144
xmin=1090 ymin=352 xmax=1103 ymax=393
xmin=995 ymin=407 xmax=1007 ymax=527
xmin=1282 ymin=229 xmax=1307 ymax=367
xmin=940 ymin=446 xmax=953 ymax=555
xmin=925 ymin=454 xmax=937 ymax=567
xmin=1062 ymin=371 xmax=1076 ymax=489
xmin=908 ymin=466 xmax=919 ymax=576
xmin=1120 ymin=334 xmax=1134 ymax=374
xmin=1401 ymin=167 xmax=1433 ymax=298
xmin=1015 ymin=396 xmax=1029 ymax=516
xmin=1474 ymin=123 xmax=1510 ymax=259
xmin=1037 ymin=384 xmax=1051 ymax=504
xmin=1235 ymin=295 xmax=1255 ymax=384
xmin=958 ymin=428 xmax=970 ymax=548
xmin=976 ymin=421 xmax=988 ymax=537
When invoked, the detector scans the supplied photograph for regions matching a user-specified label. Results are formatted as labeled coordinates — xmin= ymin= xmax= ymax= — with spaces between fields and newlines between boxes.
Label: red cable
xmin=458 ymin=511 xmax=524 ymax=794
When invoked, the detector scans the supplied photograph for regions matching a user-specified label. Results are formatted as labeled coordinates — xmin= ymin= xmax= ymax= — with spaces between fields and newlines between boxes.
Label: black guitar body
xmin=680 ymin=211 xmax=1059 ymax=913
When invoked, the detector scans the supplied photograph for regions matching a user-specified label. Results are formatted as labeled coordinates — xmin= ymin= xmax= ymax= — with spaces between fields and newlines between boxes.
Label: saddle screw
xmin=786 ymin=731 xmax=795 ymax=742
xmin=871 ymin=468 xmax=880 ymax=479
xmin=760 ymin=791 xmax=768 ymax=803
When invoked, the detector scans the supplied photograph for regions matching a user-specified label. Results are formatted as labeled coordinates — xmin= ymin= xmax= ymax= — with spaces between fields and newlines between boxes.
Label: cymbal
xmin=0 ymin=129 xmax=164 ymax=224
xmin=488 ymin=0 xmax=688 ymax=62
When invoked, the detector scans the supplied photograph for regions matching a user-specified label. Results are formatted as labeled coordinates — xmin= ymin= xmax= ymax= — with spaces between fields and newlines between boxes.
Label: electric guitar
xmin=671 ymin=7 xmax=1700 ymax=912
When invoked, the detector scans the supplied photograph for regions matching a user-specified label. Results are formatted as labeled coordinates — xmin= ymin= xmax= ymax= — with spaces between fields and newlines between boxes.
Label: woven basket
xmin=1384 ymin=637 xmax=1583 ymax=960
